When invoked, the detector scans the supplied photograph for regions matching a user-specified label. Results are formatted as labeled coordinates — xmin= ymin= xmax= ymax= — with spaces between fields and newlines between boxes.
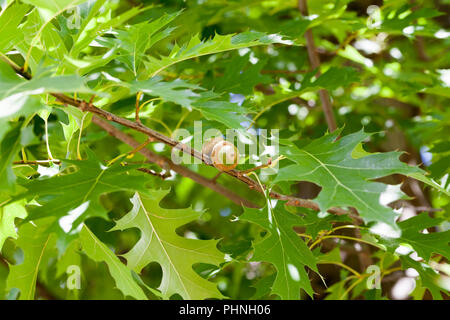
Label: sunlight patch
xmin=370 ymin=222 xmax=401 ymax=238
xmin=287 ymin=264 xmax=300 ymax=282
xmin=59 ymin=201 xmax=90 ymax=233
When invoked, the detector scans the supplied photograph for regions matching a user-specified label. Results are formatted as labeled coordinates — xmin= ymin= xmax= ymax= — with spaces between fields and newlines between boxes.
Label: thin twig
xmin=137 ymin=167 xmax=171 ymax=180
xmin=13 ymin=159 xmax=61 ymax=165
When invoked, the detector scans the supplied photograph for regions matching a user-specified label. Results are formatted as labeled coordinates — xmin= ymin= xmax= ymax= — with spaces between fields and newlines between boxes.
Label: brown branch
xmin=415 ymin=36 xmax=431 ymax=62
xmin=13 ymin=159 xmax=61 ymax=165
xmin=136 ymin=167 xmax=171 ymax=180
xmin=88 ymin=104 xmax=355 ymax=217
xmin=4 ymin=57 xmax=358 ymax=219
xmin=298 ymin=0 xmax=337 ymax=132
xmin=54 ymin=93 xmax=206 ymax=162
xmin=92 ymin=117 xmax=259 ymax=208
xmin=410 ymin=2 xmax=431 ymax=62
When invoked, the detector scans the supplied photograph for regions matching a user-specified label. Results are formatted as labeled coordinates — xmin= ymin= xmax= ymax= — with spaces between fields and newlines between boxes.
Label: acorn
xmin=202 ymin=137 xmax=239 ymax=171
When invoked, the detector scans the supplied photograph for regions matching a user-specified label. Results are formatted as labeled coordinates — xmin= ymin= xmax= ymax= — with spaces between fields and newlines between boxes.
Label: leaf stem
xmin=318 ymin=261 xmax=361 ymax=278
xmin=76 ymin=113 xmax=88 ymax=160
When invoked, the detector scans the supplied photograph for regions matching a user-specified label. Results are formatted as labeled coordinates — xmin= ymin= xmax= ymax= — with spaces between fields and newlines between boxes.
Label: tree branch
xmin=92 ymin=116 xmax=259 ymax=208
xmin=92 ymin=117 xmax=354 ymax=217
xmin=4 ymin=57 xmax=358 ymax=219
xmin=298 ymin=0 xmax=337 ymax=132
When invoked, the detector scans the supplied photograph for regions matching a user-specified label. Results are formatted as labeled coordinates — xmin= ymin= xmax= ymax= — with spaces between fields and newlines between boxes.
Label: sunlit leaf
xmin=111 ymin=190 xmax=225 ymax=300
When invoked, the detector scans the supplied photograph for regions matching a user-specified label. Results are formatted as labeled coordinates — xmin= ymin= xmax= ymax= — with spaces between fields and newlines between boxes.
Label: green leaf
xmin=211 ymin=53 xmax=271 ymax=95
xmin=20 ymin=9 xmax=68 ymax=62
xmin=60 ymin=113 xmax=80 ymax=155
xmin=423 ymin=87 xmax=450 ymax=98
xmin=145 ymin=31 xmax=294 ymax=77
xmin=192 ymin=100 xmax=248 ymax=129
xmin=20 ymin=150 xmax=149 ymax=228
xmin=55 ymin=239 xmax=81 ymax=278
xmin=399 ymin=255 xmax=447 ymax=300
xmin=0 ymin=0 xmax=447 ymax=301
xmin=0 ymin=94 xmax=44 ymax=127
xmin=324 ymin=278 xmax=350 ymax=300
xmin=129 ymin=78 xmax=248 ymax=129
xmin=309 ymin=67 xmax=360 ymax=91
xmin=0 ymin=200 xmax=27 ymax=251
xmin=250 ymin=67 xmax=359 ymax=117
xmin=380 ymin=214 xmax=450 ymax=261
xmin=0 ymin=60 xmax=94 ymax=99
xmin=429 ymin=155 xmax=450 ymax=180
xmin=0 ymin=125 xmax=22 ymax=192
xmin=111 ymin=190 xmax=225 ymax=300
xmin=239 ymin=204 xmax=318 ymax=299
xmin=317 ymin=247 xmax=342 ymax=265
xmin=250 ymin=273 xmax=276 ymax=300
xmin=381 ymin=6 xmax=443 ymax=33
xmin=129 ymin=77 xmax=203 ymax=108
xmin=275 ymin=129 xmax=435 ymax=227
xmin=99 ymin=12 xmax=180 ymax=76
xmin=21 ymin=0 xmax=88 ymax=16
xmin=70 ymin=5 xmax=146 ymax=58
xmin=0 ymin=2 xmax=29 ymax=51
xmin=302 ymin=211 xmax=351 ymax=239
xmin=79 ymin=225 xmax=148 ymax=300
xmin=6 ymin=218 xmax=56 ymax=300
